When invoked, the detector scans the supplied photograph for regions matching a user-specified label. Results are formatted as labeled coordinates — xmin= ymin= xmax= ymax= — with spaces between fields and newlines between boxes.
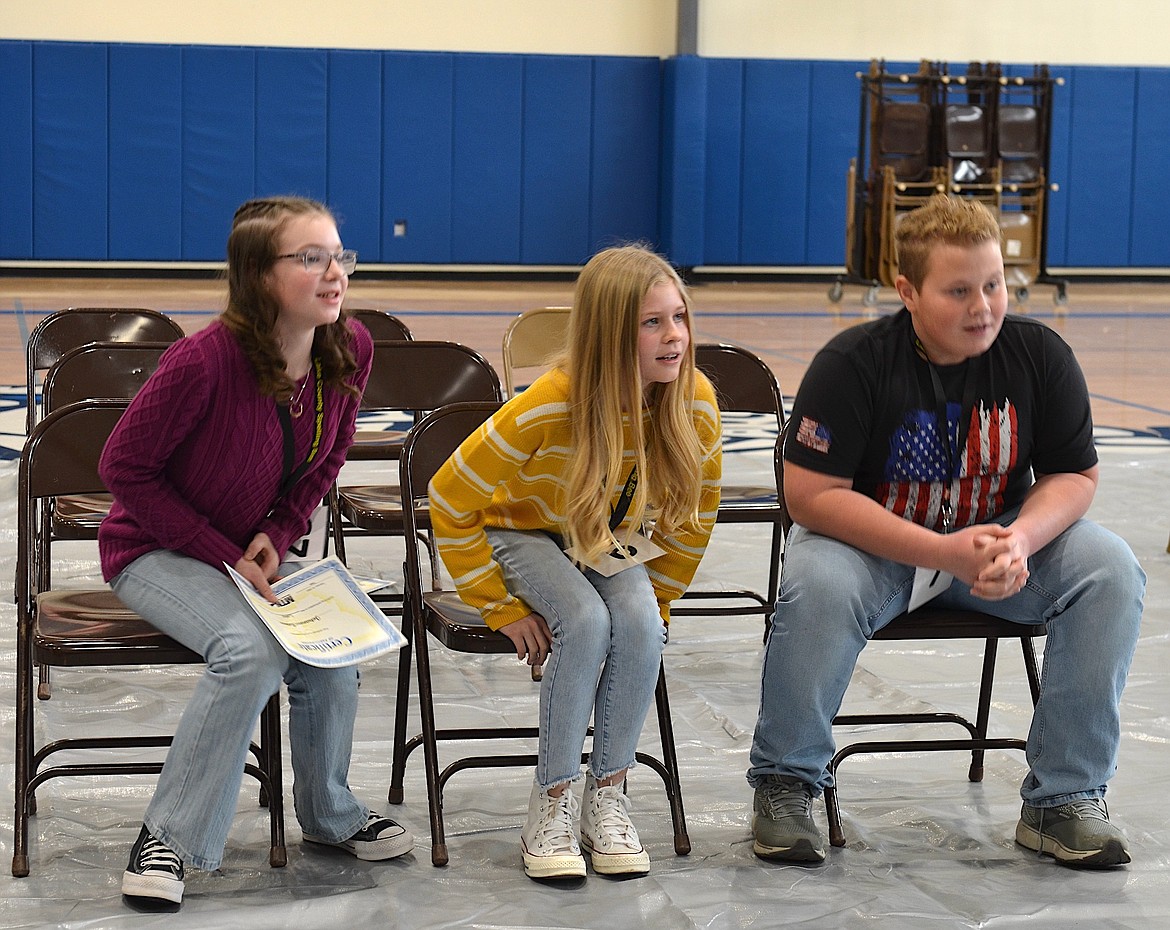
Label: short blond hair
xmin=895 ymin=195 xmax=1002 ymax=289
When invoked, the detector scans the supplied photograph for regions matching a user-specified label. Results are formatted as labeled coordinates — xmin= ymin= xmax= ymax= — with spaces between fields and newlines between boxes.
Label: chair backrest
xmin=397 ymin=402 xmax=503 ymax=594
xmin=362 ymin=340 xmax=503 ymax=413
xmin=501 ymin=306 xmax=570 ymax=397
xmin=41 ymin=341 xmax=172 ymax=416
xmin=18 ymin=401 xmax=129 ymax=602
xmin=694 ymin=343 xmax=785 ymax=422
xmin=349 ymin=308 xmax=414 ymax=342
xmin=25 ymin=308 xmax=183 ymax=432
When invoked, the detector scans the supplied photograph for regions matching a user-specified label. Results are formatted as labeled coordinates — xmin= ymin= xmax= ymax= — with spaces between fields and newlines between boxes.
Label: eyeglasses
xmin=277 ymin=248 xmax=358 ymax=275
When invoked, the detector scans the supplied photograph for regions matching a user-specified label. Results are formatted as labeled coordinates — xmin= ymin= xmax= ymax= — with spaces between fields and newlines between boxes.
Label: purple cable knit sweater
xmin=98 ymin=319 xmax=373 ymax=582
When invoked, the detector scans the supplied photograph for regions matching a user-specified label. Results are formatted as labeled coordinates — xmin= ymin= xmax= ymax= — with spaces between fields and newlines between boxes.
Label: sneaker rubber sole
xmin=303 ymin=830 xmax=414 ymax=861
xmin=581 ymin=836 xmax=650 ymax=876
xmin=1014 ymin=820 xmax=1131 ymax=868
xmin=122 ymin=870 xmax=184 ymax=903
xmin=751 ymin=815 xmax=827 ymax=863
xmin=522 ymin=843 xmax=587 ymax=880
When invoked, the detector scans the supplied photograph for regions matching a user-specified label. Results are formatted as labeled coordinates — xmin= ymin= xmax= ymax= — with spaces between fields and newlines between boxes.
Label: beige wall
xmin=698 ymin=0 xmax=1170 ymax=66
xmin=7 ymin=0 xmax=1170 ymax=66
xmin=2 ymin=0 xmax=679 ymax=57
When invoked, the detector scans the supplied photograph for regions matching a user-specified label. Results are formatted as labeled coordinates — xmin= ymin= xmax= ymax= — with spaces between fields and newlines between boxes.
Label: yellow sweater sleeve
xmin=428 ymin=371 xmax=571 ymax=631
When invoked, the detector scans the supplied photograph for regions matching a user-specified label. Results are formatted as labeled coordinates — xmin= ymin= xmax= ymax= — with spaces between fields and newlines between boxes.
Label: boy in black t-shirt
xmin=748 ymin=195 xmax=1144 ymax=868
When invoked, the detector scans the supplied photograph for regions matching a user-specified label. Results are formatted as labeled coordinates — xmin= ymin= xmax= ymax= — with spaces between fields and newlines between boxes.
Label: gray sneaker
xmin=1015 ymin=799 xmax=1130 ymax=868
xmin=751 ymin=775 xmax=826 ymax=863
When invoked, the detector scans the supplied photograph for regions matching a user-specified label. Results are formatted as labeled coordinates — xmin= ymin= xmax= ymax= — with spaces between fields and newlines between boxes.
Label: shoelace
xmin=589 ymin=787 xmax=639 ymax=845
xmin=1053 ymin=798 xmax=1110 ymax=822
xmin=534 ymin=791 xmax=580 ymax=853
xmin=759 ymin=780 xmax=813 ymax=820
xmin=139 ymin=836 xmax=182 ymax=876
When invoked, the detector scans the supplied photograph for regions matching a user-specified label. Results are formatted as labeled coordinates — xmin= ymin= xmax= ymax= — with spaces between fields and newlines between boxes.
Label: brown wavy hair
xmin=220 ymin=196 xmax=358 ymax=399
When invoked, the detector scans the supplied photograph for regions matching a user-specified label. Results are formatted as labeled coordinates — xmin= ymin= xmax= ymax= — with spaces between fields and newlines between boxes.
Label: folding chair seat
xmin=13 ymin=401 xmax=285 ymax=878
xmin=389 ymin=401 xmax=689 ymax=866
xmin=674 ymin=344 xmax=785 ymax=625
xmin=345 ymin=309 xmax=414 ymax=461
xmin=500 ymin=306 xmax=570 ymax=397
xmin=774 ymin=422 xmax=1044 ymax=848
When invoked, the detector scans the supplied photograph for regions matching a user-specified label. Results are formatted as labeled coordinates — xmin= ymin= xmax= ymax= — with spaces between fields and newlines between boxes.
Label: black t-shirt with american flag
xmin=785 ymin=309 xmax=1096 ymax=532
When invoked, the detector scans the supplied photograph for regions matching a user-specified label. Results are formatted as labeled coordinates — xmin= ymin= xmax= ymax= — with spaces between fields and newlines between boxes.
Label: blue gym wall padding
xmin=1063 ymin=66 xmax=1136 ymax=268
xmin=33 ymin=42 xmax=108 ymax=260
xmin=520 ymin=55 xmax=593 ymax=265
xmin=0 ymin=41 xmax=34 ymax=259
xmin=109 ymin=43 xmax=183 ymax=260
xmin=327 ymin=50 xmax=385 ymax=260
xmin=451 ymin=54 xmax=524 ymax=263
xmin=382 ymin=51 xmax=454 ymax=263
xmin=588 ymin=56 xmax=661 ymax=255
xmin=5 ymin=38 xmax=1170 ymax=269
xmin=1130 ymin=68 xmax=1170 ymax=266
xmin=181 ymin=46 xmax=256 ymax=260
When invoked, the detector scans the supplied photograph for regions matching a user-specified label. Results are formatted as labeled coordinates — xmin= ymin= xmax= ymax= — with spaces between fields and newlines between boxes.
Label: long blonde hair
xmin=559 ymin=245 xmax=707 ymax=562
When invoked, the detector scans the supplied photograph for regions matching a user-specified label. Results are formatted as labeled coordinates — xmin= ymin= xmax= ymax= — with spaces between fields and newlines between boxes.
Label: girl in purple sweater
xmin=99 ymin=196 xmax=413 ymax=907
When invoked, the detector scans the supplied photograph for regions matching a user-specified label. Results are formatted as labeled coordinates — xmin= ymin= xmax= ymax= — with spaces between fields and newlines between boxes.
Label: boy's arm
xmin=1006 ymin=466 xmax=1098 ymax=559
xmin=785 ymin=462 xmax=1028 ymax=599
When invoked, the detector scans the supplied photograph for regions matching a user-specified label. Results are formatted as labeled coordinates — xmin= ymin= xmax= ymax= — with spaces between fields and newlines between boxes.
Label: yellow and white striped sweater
xmin=428 ymin=367 xmax=722 ymax=630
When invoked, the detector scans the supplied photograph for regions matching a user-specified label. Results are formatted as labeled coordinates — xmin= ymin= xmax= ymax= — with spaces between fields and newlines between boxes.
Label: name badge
xmin=567 ymin=530 xmax=667 ymax=577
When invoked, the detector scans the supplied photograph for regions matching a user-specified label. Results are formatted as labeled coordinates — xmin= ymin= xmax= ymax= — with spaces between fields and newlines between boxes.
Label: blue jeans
xmin=486 ymin=528 xmax=667 ymax=789
xmin=748 ymin=512 xmax=1145 ymax=807
xmin=111 ymin=549 xmax=370 ymax=870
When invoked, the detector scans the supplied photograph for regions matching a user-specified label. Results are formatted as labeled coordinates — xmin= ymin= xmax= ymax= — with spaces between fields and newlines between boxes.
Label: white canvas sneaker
xmin=520 ymin=780 xmax=587 ymax=880
xmin=579 ymin=774 xmax=650 ymax=876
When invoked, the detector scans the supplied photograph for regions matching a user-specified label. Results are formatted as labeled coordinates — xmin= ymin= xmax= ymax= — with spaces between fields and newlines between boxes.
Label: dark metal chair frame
xmin=675 ymin=343 xmax=786 ymax=624
xmin=390 ymin=401 xmax=690 ymax=866
xmin=12 ymin=400 xmax=285 ymax=878
xmin=774 ymin=421 xmax=1044 ymax=848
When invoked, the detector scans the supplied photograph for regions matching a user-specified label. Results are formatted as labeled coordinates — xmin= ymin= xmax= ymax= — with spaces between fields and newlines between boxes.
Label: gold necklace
xmin=288 ymin=370 xmax=311 ymax=418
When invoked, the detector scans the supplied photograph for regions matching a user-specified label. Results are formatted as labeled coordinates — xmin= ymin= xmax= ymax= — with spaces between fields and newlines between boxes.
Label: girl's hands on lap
xmin=235 ymin=532 xmax=281 ymax=603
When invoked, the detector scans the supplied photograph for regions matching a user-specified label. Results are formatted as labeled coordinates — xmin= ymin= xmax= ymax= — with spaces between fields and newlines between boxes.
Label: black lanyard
xmin=608 ymin=466 xmax=638 ymax=532
xmin=914 ymin=336 xmax=978 ymax=532
xmin=274 ymin=357 xmax=325 ymax=505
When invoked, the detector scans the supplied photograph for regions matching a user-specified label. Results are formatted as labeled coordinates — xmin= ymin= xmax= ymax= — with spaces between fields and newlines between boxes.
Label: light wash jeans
xmin=748 ymin=511 xmax=1145 ymax=807
xmin=111 ymin=549 xmax=371 ymax=870
xmin=486 ymin=528 xmax=667 ymax=789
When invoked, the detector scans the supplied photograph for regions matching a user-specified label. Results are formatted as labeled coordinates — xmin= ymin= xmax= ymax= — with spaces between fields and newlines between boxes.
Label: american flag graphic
xmin=795 ymin=416 xmax=832 ymax=454
xmin=879 ymin=400 xmax=1018 ymax=530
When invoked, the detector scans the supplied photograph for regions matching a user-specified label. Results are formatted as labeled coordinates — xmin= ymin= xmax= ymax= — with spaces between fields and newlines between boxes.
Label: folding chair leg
xmin=388 ymin=599 xmax=414 ymax=806
xmin=967 ymin=639 xmax=1000 ymax=782
xmin=259 ymin=693 xmax=287 ymax=868
xmin=411 ymin=617 xmax=449 ymax=866
xmin=651 ymin=663 xmax=690 ymax=855
xmin=12 ymin=634 xmax=33 ymax=877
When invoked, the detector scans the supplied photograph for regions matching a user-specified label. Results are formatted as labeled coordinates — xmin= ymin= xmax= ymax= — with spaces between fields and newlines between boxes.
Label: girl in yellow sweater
xmin=429 ymin=245 xmax=722 ymax=880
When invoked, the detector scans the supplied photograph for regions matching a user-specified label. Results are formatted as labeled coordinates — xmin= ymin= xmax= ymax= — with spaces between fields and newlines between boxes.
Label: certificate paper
xmin=226 ymin=557 xmax=406 ymax=668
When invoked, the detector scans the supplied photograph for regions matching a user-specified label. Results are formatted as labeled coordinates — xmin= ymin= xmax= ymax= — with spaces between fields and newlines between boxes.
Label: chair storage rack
xmin=831 ymin=59 xmax=1067 ymax=307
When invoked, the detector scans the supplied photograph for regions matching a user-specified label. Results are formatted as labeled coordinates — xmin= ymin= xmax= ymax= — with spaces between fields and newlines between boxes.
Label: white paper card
xmin=226 ymin=556 xmax=406 ymax=667
xmin=909 ymin=565 xmax=953 ymax=612
xmin=567 ymin=530 xmax=667 ymax=577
